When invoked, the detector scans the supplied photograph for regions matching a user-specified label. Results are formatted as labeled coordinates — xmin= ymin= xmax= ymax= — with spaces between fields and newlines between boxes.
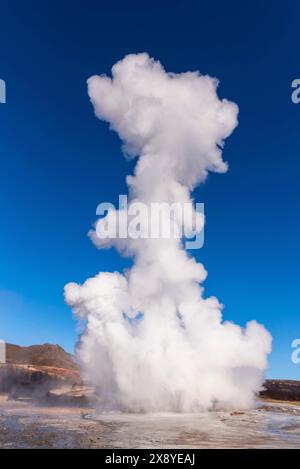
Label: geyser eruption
xmin=65 ymin=53 xmax=271 ymax=412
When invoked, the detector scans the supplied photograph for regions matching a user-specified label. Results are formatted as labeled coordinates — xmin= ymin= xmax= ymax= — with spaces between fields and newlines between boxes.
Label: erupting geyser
xmin=65 ymin=53 xmax=272 ymax=412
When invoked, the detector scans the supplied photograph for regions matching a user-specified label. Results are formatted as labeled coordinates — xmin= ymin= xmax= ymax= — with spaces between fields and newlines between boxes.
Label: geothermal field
xmin=1 ymin=343 xmax=300 ymax=448
xmin=1 ymin=396 xmax=300 ymax=449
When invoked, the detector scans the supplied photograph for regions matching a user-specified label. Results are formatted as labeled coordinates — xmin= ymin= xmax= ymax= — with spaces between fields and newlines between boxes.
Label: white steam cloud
xmin=65 ymin=53 xmax=272 ymax=412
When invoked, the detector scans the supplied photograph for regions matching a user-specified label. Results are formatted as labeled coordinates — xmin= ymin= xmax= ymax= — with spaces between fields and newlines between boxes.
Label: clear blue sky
xmin=0 ymin=0 xmax=299 ymax=379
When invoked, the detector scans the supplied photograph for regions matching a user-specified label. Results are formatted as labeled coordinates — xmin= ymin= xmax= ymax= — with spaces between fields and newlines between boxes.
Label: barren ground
xmin=1 ymin=395 xmax=300 ymax=448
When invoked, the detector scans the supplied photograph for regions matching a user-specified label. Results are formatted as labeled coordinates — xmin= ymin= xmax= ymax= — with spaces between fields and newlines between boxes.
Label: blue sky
xmin=0 ymin=0 xmax=299 ymax=379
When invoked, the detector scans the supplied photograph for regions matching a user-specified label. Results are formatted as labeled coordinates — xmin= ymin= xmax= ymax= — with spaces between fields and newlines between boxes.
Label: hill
xmin=5 ymin=343 xmax=78 ymax=370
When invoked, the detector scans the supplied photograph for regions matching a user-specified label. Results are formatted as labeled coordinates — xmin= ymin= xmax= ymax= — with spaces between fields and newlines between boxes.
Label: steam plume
xmin=65 ymin=53 xmax=271 ymax=412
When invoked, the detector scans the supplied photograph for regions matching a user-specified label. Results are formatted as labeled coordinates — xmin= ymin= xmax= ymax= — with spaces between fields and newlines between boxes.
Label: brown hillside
xmin=5 ymin=343 xmax=78 ymax=371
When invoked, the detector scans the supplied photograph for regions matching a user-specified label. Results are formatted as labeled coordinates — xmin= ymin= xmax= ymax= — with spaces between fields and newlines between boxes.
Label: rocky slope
xmin=5 ymin=343 xmax=78 ymax=370
xmin=0 ymin=343 xmax=82 ymax=402
xmin=261 ymin=379 xmax=300 ymax=401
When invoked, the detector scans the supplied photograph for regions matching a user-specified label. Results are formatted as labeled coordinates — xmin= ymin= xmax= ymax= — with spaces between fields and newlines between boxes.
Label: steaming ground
xmin=65 ymin=53 xmax=272 ymax=412
xmin=1 ymin=396 xmax=300 ymax=448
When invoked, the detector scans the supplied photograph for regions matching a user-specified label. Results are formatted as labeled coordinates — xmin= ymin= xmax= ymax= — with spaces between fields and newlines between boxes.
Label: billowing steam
xmin=65 ymin=53 xmax=271 ymax=412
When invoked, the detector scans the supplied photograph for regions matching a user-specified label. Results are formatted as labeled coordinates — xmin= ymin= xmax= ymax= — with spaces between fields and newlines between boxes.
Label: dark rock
xmin=260 ymin=379 xmax=300 ymax=401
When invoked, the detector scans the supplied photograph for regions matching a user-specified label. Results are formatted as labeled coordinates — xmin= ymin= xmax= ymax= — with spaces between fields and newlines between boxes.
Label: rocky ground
xmin=1 ymin=395 xmax=300 ymax=448
xmin=0 ymin=395 xmax=101 ymax=448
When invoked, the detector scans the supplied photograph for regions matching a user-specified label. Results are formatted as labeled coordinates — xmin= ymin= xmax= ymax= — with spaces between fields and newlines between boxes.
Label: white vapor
xmin=65 ymin=53 xmax=271 ymax=412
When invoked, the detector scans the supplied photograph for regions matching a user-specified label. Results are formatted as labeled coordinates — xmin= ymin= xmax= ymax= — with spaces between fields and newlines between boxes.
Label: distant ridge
xmin=5 ymin=343 xmax=78 ymax=371
xmin=0 ymin=343 xmax=81 ymax=399
xmin=261 ymin=379 xmax=300 ymax=402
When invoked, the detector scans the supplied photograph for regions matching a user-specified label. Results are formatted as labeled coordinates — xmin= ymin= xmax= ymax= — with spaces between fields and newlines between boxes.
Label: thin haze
xmin=65 ymin=53 xmax=272 ymax=412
